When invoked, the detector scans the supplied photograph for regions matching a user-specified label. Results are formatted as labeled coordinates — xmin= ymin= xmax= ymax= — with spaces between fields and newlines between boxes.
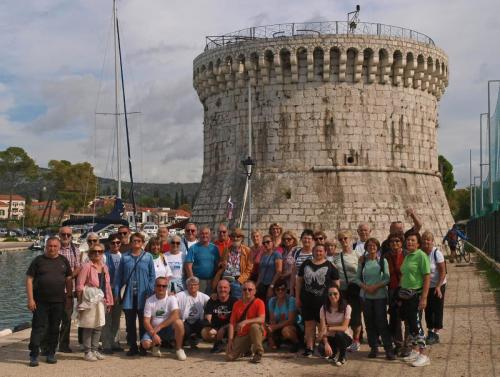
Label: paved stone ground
xmin=0 ymin=256 xmax=498 ymax=377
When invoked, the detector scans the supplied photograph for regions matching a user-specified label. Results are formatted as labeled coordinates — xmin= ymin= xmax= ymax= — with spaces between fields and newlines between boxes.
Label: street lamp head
xmin=241 ymin=156 xmax=255 ymax=177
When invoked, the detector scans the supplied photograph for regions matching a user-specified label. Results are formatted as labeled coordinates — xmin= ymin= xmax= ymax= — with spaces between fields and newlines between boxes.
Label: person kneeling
xmin=141 ymin=277 xmax=186 ymax=360
xmin=226 ymin=280 xmax=266 ymax=363
xmin=202 ymin=279 xmax=237 ymax=353
xmin=265 ymin=279 xmax=300 ymax=352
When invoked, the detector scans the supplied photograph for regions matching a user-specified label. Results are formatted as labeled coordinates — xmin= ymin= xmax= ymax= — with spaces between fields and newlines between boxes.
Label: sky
xmin=0 ymin=0 xmax=499 ymax=187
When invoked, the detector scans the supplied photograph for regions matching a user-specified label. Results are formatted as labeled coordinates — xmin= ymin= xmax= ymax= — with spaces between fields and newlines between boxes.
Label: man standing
xmin=179 ymin=223 xmax=198 ymax=260
xmin=141 ymin=276 xmax=186 ymax=360
xmin=176 ymin=277 xmax=210 ymax=348
xmin=202 ymin=279 xmax=237 ymax=353
xmin=56 ymin=226 xmax=81 ymax=353
xmin=214 ymin=223 xmax=232 ymax=257
xmin=26 ymin=237 xmax=73 ymax=367
xmin=118 ymin=225 xmax=132 ymax=253
xmin=184 ymin=226 xmax=220 ymax=294
xmin=226 ymin=280 xmax=266 ymax=363
xmin=353 ymin=223 xmax=371 ymax=257
xmin=157 ymin=225 xmax=170 ymax=253
xmin=381 ymin=208 xmax=423 ymax=255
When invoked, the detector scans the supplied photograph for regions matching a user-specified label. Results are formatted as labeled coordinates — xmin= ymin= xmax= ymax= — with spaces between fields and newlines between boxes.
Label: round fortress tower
xmin=191 ymin=21 xmax=453 ymax=239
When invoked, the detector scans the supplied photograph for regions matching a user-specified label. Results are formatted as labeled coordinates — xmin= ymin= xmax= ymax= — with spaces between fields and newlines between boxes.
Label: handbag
xmin=398 ymin=288 xmax=419 ymax=300
xmin=118 ymin=251 xmax=146 ymax=304
xmin=340 ymin=252 xmax=360 ymax=298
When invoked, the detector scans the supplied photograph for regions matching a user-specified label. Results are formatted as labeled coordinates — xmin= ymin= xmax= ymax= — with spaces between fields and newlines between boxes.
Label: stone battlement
xmin=193 ymin=35 xmax=448 ymax=102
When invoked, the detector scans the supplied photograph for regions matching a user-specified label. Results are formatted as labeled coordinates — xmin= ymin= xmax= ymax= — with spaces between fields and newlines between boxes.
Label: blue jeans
xmin=230 ymin=281 xmax=242 ymax=299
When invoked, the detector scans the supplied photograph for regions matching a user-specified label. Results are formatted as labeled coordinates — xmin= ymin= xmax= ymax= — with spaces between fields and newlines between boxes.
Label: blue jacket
xmin=113 ymin=250 xmax=155 ymax=310
xmin=104 ymin=251 xmax=119 ymax=286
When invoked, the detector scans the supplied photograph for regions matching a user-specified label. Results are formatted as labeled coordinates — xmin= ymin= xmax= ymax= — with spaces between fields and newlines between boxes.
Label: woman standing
xmin=250 ymin=230 xmax=265 ymax=281
xmin=114 ymin=232 xmax=156 ymax=356
xmin=296 ymin=244 xmax=339 ymax=357
xmin=291 ymin=229 xmax=315 ymax=292
xmin=76 ymin=244 xmax=114 ymax=361
xmin=256 ymin=235 xmax=282 ymax=302
xmin=333 ymin=230 xmax=362 ymax=352
xmin=269 ymin=223 xmax=284 ymax=254
xmin=353 ymin=238 xmax=395 ymax=360
xmin=318 ymin=285 xmax=352 ymax=366
xmin=281 ymin=231 xmax=299 ymax=294
xmin=146 ymin=237 xmax=173 ymax=280
xmin=399 ymin=230 xmax=431 ymax=367
xmin=266 ymin=279 xmax=300 ymax=352
xmin=421 ymin=231 xmax=447 ymax=345
xmin=165 ymin=235 xmax=185 ymax=293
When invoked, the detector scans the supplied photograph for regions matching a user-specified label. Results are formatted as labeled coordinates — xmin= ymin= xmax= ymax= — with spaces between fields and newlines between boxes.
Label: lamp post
xmin=241 ymin=156 xmax=255 ymax=245
xmin=487 ymin=80 xmax=500 ymax=205
xmin=470 ymin=149 xmax=473 ymax=217
xmin=474 ymin=176 xmax=481 ymax=217
xmin=480 ymin=113 xmax=488 ymax=213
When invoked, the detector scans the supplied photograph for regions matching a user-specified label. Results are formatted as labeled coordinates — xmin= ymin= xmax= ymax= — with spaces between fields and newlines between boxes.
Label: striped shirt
xmin=59 ymin=243 xmax=81 ymax=271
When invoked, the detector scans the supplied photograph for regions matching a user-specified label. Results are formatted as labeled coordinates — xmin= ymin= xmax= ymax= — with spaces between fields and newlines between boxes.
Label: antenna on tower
xmin=347 ymin=5 xmax=361 ymax=33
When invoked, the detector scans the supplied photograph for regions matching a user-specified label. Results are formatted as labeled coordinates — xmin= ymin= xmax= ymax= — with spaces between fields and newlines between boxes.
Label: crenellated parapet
xmin=193 ymin=35 xmax=449 ymax=101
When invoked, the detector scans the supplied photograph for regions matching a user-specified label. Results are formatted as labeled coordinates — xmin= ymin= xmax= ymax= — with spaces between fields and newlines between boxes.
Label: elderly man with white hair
xmin=176 ymin=276 xmax=210 ymax=348
xmin=353 ymin=223 xmax=371 ymax=257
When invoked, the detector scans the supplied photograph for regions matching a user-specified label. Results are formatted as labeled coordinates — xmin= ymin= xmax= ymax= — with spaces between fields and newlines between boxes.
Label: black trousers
xmin=326 ymin=332 xmax=352 ymax=358
xmin=29 ymin=302 xmax=64 ymax=357
xmin=388 ymin=288 xmax=403 ymax=347
xmin=184 ymin=319 xmax=204 ymax=340
xmin=425 ymin=284 xmax=446 ymax=330
xmin=400 ymin=293 xmax=426 ymax=348
xmin=123 ymin=295 xmax=145 ymax=349
xmin=362 ymin=298 xmax=393 ymax=350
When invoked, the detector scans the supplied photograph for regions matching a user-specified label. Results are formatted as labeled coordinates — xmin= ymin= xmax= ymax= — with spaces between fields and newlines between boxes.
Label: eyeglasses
xmin=314 ymin=237 xmax=324 ymax=241
xmin=242 ymin=288 xmax=254 ymax=292
xmin=156 ymin=284 xmax=167 ymax=288
xmin=59 ymin=233 xmax=72 ymax=237
xmin=131 ymin=239 xmax=143 ymax=243
xmin=88 ymin=239 xmax=98 ymax=243
xmin=111 ymin=241 xmax=121 ymax=245
xmin=328 ymin=292 xmax=339 ymax=297
xmin=218 ymin=230 xmax=227 ymax=234
xmin=389 ymin=239 xmax=402 ymax=243
xmin=90 ymin=250 xmax=105 ymax=254
xmin=275 ymin=287 xmax=286 ymax=292
xmin=170 ymin=241 xmax=181 ymax=245
xmin=283 ymin=237 xmax=292 ymax=241
xmin=185 ymin=229 xmax=196 ymax=233
xmin=262 ymin=240 xmax=272 ymax=244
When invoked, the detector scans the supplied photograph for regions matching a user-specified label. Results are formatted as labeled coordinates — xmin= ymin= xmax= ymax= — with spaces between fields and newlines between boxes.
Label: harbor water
xmin=0 ymin=249 xmax=41 ymax=331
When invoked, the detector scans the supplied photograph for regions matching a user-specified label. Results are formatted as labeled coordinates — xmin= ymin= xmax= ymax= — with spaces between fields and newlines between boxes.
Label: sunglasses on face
xmin=185 ymin=229 xmax=196 ymax=233
xmin=131 ymin=239 xmax=143 ymax=243
xmin=328 ymin=292 xmax=339 ymax=297
xmin=156 ymin=284 xmax=168 ymax=288
xmin=218 ymin=230 xmax=227 ymax=234
xmin=111 ymin=241 xmax=121 ymax=245
xmin=283 ymin=237 xmax=292 ymax=241
xmin=262 ymin=240 xmax=272 ymax=244
xmin=314 ymin=237 xmax=324 ymax=241
xmin=242 ymin=288 xmax=254 ymax=292
xmin=59 ymin=233 xmax=72 ymax=237
xmin=90 ymin=250 xmax=105 ymax=255
xmin=170 ymin=241 xmax=180 ymax=245
xmin=88 ymin=239 xmax=98 ymax=243
xmin=118 ymin=231 xmax=129 ymax=236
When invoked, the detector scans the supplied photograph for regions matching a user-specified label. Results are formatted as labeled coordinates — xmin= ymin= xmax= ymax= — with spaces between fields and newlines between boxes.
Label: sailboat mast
xmin=116 ymin=14 xmax=137 ymax=225
xmin=113 ymin=0 xmax=122 ymax=199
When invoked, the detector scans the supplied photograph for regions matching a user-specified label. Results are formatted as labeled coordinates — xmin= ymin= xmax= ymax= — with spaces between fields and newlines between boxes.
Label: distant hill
xmin=0 ymin=167 xmax=200 ymax=208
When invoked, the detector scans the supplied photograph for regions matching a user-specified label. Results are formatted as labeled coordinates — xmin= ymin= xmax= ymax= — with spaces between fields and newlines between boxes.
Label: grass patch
xmin=477 ymin=257 xmax=500 ymax=290
xmin=3 ymin=237 xmax=19 ymax=242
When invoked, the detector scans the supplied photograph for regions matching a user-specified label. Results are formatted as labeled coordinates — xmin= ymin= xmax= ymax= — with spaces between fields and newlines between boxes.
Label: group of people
xmin=25 ymin=209 xmax=449 ymax=369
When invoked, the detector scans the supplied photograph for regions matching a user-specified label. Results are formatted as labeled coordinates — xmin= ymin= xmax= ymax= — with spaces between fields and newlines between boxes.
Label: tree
xmin=0 ymin=147 xmax=38 ymax=219
xmin=451 ymin=188 xmax=470 ymax=221
xmin=438 ymin=155 xmax=457 ymax=201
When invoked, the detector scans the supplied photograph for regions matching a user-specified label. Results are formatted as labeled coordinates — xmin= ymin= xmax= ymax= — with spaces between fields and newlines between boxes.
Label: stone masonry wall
xmin=191 ymin=34 xmax=454 ymax=240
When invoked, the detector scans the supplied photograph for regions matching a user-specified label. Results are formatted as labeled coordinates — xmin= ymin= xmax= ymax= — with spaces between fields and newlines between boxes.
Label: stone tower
xmin=191 ymin=22 xmax=454 ymax=239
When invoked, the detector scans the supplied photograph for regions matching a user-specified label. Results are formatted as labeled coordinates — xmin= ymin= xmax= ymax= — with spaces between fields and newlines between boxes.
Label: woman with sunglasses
xmin=102 ymin=233 xmax=124 ymax=354
xmin=318 ymin=285 xmax=352 ymax=366
xmin=76 ymin=244 xmax=114 ymax=361
xmin=296 ymin=244 xmax=339 ymax=357
xmin=266 ymin=279 xmax=300 ymax=352
xmin=82 ymin=232 xmax=100 ymax=265
xmin=269 ymin=223 xmax=284 ymax=254
xmin=333 ymin=230 xmax=362 ymax=352
xmin=256 ymin=235 xmax=282 ymax=303
xmin=399 ymin=230 xmax=431 ymax=367
xmin=165 ymin=235 xmax=185 ymax=293
xmin=146 ymin=237 xmax=173 ymax=280
xmin=280 ymin=231 xmax=299 ymax=295
xmin=353 ymin=238 xmax=395 ymax=360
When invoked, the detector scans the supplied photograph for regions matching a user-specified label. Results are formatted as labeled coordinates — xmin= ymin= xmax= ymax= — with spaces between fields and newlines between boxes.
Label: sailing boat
xmin=63 ymin=0 xmax=137 ymax=238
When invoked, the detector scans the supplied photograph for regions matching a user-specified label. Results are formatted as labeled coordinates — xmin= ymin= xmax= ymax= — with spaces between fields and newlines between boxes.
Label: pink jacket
xmin=76 ymin=262 xmax=114 ymax=306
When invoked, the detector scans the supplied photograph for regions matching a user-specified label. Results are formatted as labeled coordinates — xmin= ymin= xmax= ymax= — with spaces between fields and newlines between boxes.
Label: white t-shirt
xmin=429 ymin=248 xmax=447 ymax=288
xmin=152 ymin=255 xmax=173 ymax=279
xmin=165 ymin=252 xmax=184 ymax=280
xmin=144 ymin=294 xmax=179 ymax=327
xmin=353 ymin=241 xmax=366 ymax=258
xmin=110 ymin=252 xmax=122 ymax=271
xmin=176 ymin=290 xmax=210 ymax=324
xmin=320 ymin=304 xmax=352 ymax=337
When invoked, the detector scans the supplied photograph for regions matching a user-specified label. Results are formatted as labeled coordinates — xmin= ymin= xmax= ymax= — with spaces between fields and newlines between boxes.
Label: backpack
xmin=359 ymin=255 xmax=386 ymax=284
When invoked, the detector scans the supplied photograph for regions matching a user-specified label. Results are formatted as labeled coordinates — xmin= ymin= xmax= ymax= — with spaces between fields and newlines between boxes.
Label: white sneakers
xmin=412 ymin=354 xmax=431 ymax=367
xmin=403 ymin=350 xmax=420 ymax=363
xmin=94 ymin=351 xmax=105 ymax=360
xmin=152 ymin=346 xmax=162 ymax=358
xmin=84 ymin=352 xmax=98 ymax=362
xmin=176 ymin=348 xmax=187 ymax=361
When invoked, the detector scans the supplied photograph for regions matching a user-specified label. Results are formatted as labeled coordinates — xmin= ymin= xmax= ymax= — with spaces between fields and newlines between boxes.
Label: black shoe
xmin=433 ymin=333 xmax=440 ymax=344
xmin=40 ymin=350 xmax=48 ymax=357
xmin=126 ymin=346 xmax=139 ymax=356
xmin=251 ymin=353 xmax=262 ymax=364
xmin=112 ymin=345 xmax=124 ymax=351
xmin=46 ymin=354 xmax=57 ymax=364
xmin=210 ymin=341 xmax=225 ymax=353
xmin=29 ymin=356 xmax=39 ymax=367
xmin=399 ymin=347 xmax=411 ymax=357
xmin=138 ymin=346 xmax=147 ymax=356
xmin=302 ymin=348 xmax=313 ymax=357
xmin=368 ymin=348 xmax=378 ymax=358
xmin=385 ymin=349 xmax=396 ymax=360
xmin=102 ymin=348 xmax=114 ymax=355
xmin=393 ymin=345 xmax=401 ymax=355
xmin=58 ymin=346 xmax=73 ymax=353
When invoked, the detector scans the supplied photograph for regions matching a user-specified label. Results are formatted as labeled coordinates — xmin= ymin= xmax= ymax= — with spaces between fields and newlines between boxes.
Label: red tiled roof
xmin=0 ymin=194 xmax=25 ymax=201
